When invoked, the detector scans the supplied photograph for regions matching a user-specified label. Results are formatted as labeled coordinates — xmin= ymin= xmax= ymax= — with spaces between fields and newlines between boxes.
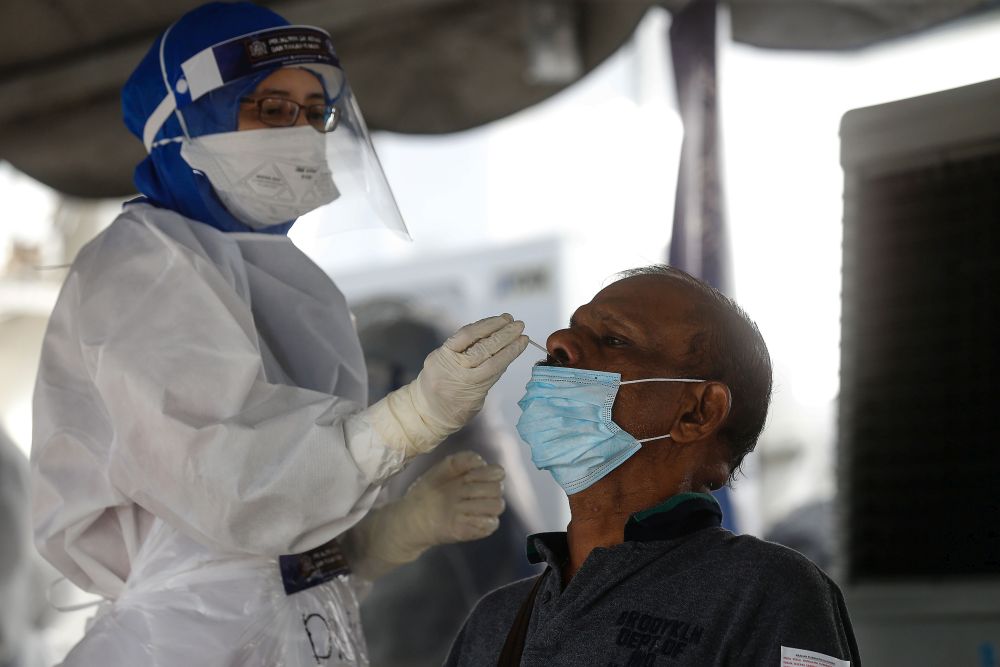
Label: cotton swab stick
xmin=527 ymin=338 xmax=547 ymax=354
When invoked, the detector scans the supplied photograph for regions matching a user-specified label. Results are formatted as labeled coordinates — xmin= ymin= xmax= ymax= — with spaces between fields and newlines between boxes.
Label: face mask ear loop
xmin=619 ymin=378 xmax=704 ymax=444
xmin=158 ymin=21 xmax=191 ymax=141
xmin=619 ymin=378 xmax=705 ymax=385
xmin=636 ymin=434 xmax=672 ymax=444
xmin=46 ymin=576 xmax=108 ymax=613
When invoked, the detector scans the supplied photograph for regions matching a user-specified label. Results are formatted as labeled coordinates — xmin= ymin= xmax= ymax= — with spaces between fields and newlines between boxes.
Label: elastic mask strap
xmin=46 ymin=576 xmax=108 ymax=613
xmin=151 ymin=135 xmax=185 ymax=149
xmin=142 ymin=20 xmax=191 ymax=152
xmin=160 ymin=26 xmax=191 ymax=140
xmin=619 ymin=378 xmax=705 ymax=385
xmin=620 ymin=378 xmax=704 ymax=444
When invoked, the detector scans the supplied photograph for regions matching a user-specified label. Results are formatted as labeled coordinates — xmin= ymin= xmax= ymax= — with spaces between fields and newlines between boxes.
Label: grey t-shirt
xmin=446 ymin=494 xmax=861 ymax=666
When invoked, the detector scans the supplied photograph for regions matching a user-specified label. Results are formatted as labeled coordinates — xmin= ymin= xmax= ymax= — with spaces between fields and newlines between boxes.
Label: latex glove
xmin=342 ymin=451 xmax=505 ymax=580
xmin=366 ymin=314 xmax=527 ymax=458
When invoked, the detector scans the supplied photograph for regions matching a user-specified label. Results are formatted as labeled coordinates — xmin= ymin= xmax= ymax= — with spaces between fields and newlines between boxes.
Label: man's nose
xmin=546 ymin=329 xmax=583 ymax=366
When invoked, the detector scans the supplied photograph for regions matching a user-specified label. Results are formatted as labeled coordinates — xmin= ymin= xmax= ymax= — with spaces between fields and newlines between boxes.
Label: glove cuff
xmin=365 ymin=386 xmax=447 ymax=458
xmin=342 ymin=501 xmax=429 ymax=580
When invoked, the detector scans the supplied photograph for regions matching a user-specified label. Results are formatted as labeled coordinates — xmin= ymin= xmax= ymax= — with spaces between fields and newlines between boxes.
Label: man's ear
xmin=671 ymin=381 xmax=731 ymax=443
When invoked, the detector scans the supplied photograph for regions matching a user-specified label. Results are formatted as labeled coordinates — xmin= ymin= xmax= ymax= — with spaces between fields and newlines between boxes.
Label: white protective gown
xmin=32 ymin=202 xmax=405 ymax=666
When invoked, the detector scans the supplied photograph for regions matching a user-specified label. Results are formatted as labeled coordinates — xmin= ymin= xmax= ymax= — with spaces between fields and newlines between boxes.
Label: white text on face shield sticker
xmin=781 ymin=646 xmax=850 ymax=667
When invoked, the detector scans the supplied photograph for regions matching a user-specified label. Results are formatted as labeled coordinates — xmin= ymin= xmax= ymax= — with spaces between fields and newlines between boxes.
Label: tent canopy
xmin=0 ymin=0 xmax=988 ymax=198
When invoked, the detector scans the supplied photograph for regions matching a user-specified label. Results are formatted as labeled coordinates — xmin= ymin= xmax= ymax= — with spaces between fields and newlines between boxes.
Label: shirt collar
xmin=526 ymin=492 xmax=723 ymax=565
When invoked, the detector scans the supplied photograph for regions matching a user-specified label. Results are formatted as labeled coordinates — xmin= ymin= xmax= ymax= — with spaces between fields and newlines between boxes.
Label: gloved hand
xmin=342 ymin=451 xmax=506 ymax=580
xmin=366 ymin=314 xmax=527 ymax=458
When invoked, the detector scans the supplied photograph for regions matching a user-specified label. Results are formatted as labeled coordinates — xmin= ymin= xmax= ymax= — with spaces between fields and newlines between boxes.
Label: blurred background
xmin=1 ymin=1 xmax=999 ymax=665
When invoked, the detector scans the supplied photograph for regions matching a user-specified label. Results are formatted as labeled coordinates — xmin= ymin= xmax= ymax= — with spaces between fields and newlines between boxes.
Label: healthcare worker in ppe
xmin=30 ymin=3 xmax=528 ymax=666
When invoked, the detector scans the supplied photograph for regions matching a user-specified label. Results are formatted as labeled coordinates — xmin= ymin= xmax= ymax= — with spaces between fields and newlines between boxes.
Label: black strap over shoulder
xmin=497 ymin=568 xmax=550 ymax=667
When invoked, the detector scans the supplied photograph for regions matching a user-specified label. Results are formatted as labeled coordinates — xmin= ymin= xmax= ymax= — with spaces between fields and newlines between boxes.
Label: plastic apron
xmin=64 ymin=519 xmax=367 ymax=666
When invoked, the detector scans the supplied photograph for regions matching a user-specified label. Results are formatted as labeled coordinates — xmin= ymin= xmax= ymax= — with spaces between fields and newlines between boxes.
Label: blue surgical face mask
xmin=516 ymin=365 xmax=705 ymax=495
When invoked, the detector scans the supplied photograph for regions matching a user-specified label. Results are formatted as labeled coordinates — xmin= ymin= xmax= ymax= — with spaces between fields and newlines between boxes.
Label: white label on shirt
xmin=780 ymin=646 xmax=850 ymax=667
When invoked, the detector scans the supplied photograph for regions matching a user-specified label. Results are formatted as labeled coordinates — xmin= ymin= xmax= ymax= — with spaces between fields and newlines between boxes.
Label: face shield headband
xmin=143 ymin=25 xmax=345 ymax=152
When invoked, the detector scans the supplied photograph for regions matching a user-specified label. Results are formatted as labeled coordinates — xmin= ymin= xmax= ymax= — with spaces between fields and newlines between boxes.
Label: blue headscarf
xmin=121 ymin=2 xmax=295 ymax=234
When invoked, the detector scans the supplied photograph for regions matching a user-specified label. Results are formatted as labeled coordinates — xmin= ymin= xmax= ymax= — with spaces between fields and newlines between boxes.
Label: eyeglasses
xmin=240 ymin=96 xmax=342 ymax=133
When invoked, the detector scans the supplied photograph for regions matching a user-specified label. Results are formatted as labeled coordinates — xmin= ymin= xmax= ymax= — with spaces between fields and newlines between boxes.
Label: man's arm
xmin=737 ymin=554 xmax=861 ymax=666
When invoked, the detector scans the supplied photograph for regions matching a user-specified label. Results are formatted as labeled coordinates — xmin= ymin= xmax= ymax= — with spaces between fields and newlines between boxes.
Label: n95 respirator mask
xmin=181 ymin=125 xmax=339 ymax=230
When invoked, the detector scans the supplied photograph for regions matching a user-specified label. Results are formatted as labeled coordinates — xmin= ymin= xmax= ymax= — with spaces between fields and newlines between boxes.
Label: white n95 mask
xmin=181 ymin=126 xmax=339 ymax=230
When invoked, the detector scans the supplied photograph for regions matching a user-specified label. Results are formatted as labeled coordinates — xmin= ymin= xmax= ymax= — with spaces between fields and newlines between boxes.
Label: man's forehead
xmin=591 ymin=275 xmax=700 ymax=317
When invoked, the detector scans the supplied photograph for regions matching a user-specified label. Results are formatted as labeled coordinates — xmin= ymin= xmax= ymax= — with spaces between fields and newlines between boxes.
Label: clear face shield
xmin=150 ymin=25 xmax=408 ymax=239
xmin=287 ymin=86 xmax=410 ymax=241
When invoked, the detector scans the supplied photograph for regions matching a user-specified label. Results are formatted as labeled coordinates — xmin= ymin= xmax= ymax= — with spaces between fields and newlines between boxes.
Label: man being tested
xmin=447 ymin=266 xmax=861 ymax=666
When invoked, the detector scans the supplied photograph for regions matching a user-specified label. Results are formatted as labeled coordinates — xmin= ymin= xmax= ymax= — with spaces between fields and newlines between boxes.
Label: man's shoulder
xmin=725 ymin=533 xmax=832 ymax=578
xmin=696 ymin=531 xmax=842 ymax=605
xmin=645 ymin=528 xmax=837 ymax=594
